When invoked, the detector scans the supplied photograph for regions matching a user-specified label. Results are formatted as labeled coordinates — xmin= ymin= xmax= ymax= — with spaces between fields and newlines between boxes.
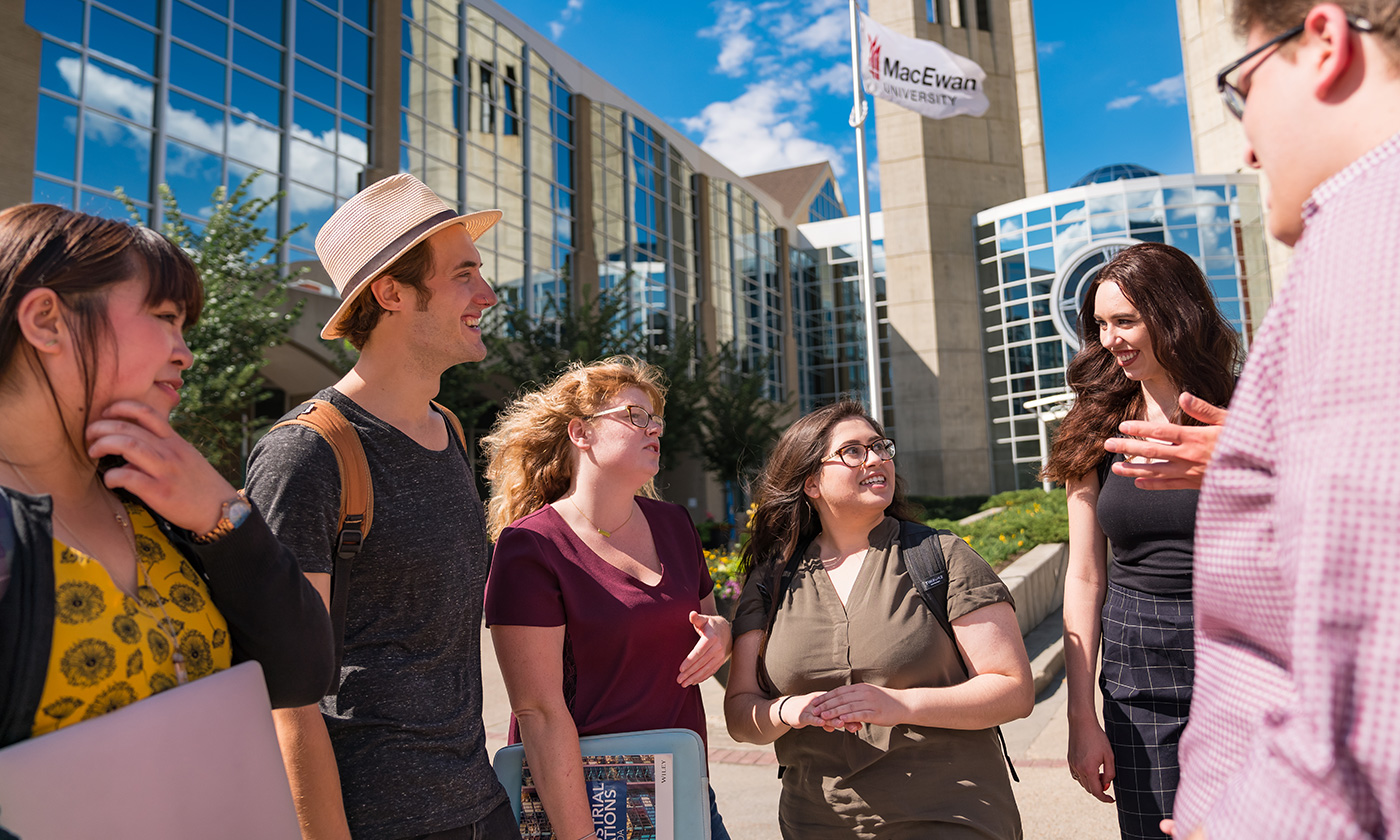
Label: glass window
xmin=85 ymin=59 xmax=156 ymax=126
xmin=82 ymin=189 xmax=141 ymax=219
xmin=163 ymin=139 xmax=223 ymax=211
xmin=188 ymin=0 xmax=229 ymax=15
xmin=1027 ymin=207 xmax=1051 ymax=226
xmin=340 ymin=81 xmax=368 ymax=123
xmin=35 ymin=96 xmax=79 ymax=181
xmin=170 ymin=43 xmax=226 ymax=103
xmin=234 ymin=30 xmax=282 ymax=82
xmin=90 ymin=8 xmax=157 ymax=75
xmin=1167 ymin=226 xmax=1200 ymax=254
xmin=27 ymin=0 xmax=83 ymax=44
xmin=295 ymin=0 xmax=337 ymax=71
xmin=343 ymin=0 xmax=369 ymax=27
xmin=173 ymin=2 xmax=228 ymax=57
xmin=337 ymin=155 xmax=364 ymax=196
xmin=342 ymin=24 xmax=370 ymax=86
xmin=295 ymin=60 xmax=336 ymax=108
xmin=231 ymin=70 xmax=281 ymax=124
xmin=82 ymin=113 xmax=151 ymax=201
xmin=1027 ymin=226 xmax=1052 ymax=247
xmin=33 ymin=176 xmax=75 ymax=208
xmin=40 ymin=40 xmax=83 ymax=97
xmin=228 ymin=115 xmax=280 ymax=169
xmin=293 ymin=96 xmax=336 ymax=142
xmin=96 ymin=0 xmax=158 ymax=25
xmin=287 ymin=183 xmax=335 ymax=249
xmin=290 ymin=139 xmax=337 ymax=191
xmin=338 ymin=119 xmax=368 ymax=160
xmin=167 ymin=91 xmax=226 ymax=150
xmin=234 ymin=0 xmax=282 ymax=42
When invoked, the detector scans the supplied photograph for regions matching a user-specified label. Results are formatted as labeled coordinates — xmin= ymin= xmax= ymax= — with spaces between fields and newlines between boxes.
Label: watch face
xmin=227 ymin=499 xmax=253 ymax=529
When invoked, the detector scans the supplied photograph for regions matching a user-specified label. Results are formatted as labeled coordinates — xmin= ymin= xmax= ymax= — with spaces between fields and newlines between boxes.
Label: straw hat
xmin=314 ymin=173 xmax=502 ymax=340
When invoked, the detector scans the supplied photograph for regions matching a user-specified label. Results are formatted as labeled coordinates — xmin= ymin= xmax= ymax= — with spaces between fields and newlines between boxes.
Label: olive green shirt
xmin=734 ymin=517 xmax=1022 ymax=839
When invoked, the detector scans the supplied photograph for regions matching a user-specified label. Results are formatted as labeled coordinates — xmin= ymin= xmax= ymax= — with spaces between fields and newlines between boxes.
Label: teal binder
xmin=492 ymin=727 xmax=711 ymax=840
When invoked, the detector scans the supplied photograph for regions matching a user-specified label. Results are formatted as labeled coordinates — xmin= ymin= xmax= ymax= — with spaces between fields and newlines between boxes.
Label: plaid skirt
xmin=1099 ymin=581 xmax=1194 ymax=840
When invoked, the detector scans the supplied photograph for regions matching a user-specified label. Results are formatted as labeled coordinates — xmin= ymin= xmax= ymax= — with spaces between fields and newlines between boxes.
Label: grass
xmin=928 ymin=488 xmax=1068 ymax=570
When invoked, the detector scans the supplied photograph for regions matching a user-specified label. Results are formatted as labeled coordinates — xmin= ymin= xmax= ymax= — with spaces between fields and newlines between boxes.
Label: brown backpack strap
xmin=431 ymin=400 xmax=470 ymax=454
xmin=269 ymin=399 xmax=372 ymax=685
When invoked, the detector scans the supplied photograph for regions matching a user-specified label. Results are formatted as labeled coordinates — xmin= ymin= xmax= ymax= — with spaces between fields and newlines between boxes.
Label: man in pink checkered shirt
xmin=1104 ymin=1 xmax=1400 ymax=837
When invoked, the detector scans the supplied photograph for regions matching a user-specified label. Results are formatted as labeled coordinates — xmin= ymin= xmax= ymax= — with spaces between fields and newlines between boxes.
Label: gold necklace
xmin=0 ymin=447 xmax=188 ymax=685
xmin=568 ymin=497 xmax=635 ymax=538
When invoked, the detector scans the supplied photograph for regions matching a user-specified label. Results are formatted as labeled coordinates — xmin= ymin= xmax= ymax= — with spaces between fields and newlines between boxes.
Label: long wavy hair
xmin=739 ymin=400 xmax=921 ymax=579
xmin=1043 ymin=242 xmax=1240 ymax=484
xmin=482 ymin=356 xmax=667 ymax=540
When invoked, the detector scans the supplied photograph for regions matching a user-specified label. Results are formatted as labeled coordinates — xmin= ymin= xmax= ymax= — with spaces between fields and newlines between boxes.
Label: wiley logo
xmin=868 ymin=35 xmax=881 ymax=80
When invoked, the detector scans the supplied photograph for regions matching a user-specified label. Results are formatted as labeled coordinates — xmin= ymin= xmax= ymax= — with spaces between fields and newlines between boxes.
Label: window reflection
xmin=294 ymin=0 xmax=337 ymax=71
xmin=35 ymin=95 xmax=79 ymax=181
xmin=82 ymin=112 xmax=151 ymax=201
xmin=233 ymin=0 xmax=282 ymax=42
xmin=170 ymin=43 xmax=226 ymax=104
xmin=34 ymin=177 xmax=75 ymax=208
xmin=173 ymin=2 xmax=228 ymax=58
xmin=167 ymin=92 xmax=226 ymax=151
xmin=232 ymin=71 xmax=281 ymax=126
xmin=234 ymin=31 xmax=281 ymax=83
xmin=164 ymin=139 xmax=223 ymax=212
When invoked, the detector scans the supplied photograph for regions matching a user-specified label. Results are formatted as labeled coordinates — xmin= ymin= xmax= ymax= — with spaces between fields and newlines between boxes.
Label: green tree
xmin=121 ymin=176 xmax=304 ymax=480
xmin=697 ymin=342 xmax=790 ymax=524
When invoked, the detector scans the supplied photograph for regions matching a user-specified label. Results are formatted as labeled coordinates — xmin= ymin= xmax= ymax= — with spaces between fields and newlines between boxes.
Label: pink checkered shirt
xmin=1174 ymin=130 xmax=1400 ymax=838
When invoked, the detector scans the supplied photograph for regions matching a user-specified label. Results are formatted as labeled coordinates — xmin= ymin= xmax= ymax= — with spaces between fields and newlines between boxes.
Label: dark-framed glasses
xmin=822 ymin=438 xmax=896 ymax=468
xmin=1217 ymin=15 xmax=1373 ymax=120
xmin=587 ymin=404 xmax=665 ymax=432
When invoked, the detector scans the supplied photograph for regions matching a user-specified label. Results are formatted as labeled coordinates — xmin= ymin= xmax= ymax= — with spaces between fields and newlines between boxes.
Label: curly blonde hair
xmin=482 ymin=356 xmax=668 ymax=540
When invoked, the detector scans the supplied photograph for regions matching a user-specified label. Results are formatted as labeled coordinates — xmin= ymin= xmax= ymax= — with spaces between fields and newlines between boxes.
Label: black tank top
xmin=1096 ymin=452 xmax=1196 ymax=596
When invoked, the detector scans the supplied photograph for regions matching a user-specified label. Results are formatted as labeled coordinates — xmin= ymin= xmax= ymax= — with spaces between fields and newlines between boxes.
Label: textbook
xmin=520 ymin=753 xmax=673 ymax=840
xmin=493 ymin=727 xmax=711 ymax=840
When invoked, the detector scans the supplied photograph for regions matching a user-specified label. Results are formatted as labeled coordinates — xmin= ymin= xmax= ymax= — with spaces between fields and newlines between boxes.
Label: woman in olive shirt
xmin=724 ymin=400 xmax=1033 ymax=839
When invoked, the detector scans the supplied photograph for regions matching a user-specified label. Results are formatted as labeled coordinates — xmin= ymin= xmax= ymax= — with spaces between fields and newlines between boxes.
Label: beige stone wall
xmin=1177 ymin=0 xmax=1293 ymax=290
xmin=1009 ymin=0 xmax=1047 ymax=197
xmin=871 ymin=0 xmax=1029 ymax=496
xmin=0 ymin=6 xmax=41 ymax=211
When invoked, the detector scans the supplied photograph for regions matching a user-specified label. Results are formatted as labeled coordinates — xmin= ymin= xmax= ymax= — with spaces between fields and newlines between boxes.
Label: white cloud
xmin=1146 ymin=73 xmax=1186 ymax=105
xmin=1037 ymin=40 xmax=1065 ymax=57
xmin=547 ymin=0 xmax=585 ymax=40
xmin=811 ymin=63 xmax=850 ymax=96
xmin=787 ymin=10 xmax=849 ymax=55
xmin=700 ymin=1 xmax=758 ymax=77
xmin=681 ymin=80 xmax=845 ymax=177
xmin=1106 ymin=95 xmax=1142 ymax=111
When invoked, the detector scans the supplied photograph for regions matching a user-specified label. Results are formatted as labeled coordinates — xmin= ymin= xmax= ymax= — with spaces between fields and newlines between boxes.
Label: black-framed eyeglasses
xmin=1217 ymin=15 xmax=1373 ymax=120
xmin=586 ymin=404 xmax=665 ymax=432
xmin=821 ymin=438 xmax=896 ymax=468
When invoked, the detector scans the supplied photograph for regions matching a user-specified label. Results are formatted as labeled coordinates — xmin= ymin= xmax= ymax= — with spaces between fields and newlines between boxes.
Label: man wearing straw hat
xmin=245 ymin=174 xmax=521 ymax=839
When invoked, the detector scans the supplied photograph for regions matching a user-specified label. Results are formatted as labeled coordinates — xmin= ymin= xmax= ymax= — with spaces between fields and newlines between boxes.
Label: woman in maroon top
xmin=482 ymin=356 xmax=732 ymax=840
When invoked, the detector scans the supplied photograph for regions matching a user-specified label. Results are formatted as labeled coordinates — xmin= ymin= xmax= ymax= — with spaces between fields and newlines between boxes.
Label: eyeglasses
xmin=1217 ymin=15 xmax=1373 ymax=120
xmin=821 ymin=438 xmax=896 ymax=468
xmin=586 ymin=404 xmax=665 ymax=432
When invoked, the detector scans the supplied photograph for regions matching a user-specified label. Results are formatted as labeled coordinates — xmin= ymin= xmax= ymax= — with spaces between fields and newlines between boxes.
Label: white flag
xmin=859 ymin=12 xmax=989 ymax=120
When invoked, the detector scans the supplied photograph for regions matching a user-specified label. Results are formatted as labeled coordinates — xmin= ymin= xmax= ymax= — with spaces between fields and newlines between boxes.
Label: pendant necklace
xmin=569 ymin=497 xmax=635 ymax=538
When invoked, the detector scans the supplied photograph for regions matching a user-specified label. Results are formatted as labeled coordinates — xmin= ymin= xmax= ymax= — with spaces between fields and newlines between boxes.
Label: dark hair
xmin=1233 ymin=0 xmax=1400 ymax=56
xmin=338 ymin=237 xmax=436 ymax=350
xmin=739 ymin=400 xmax=921 ymax=578
xmin=0 ymin=204 xmax=202 ymax=446
xmin=1043 ymin=242 xmax=1240 ymax=484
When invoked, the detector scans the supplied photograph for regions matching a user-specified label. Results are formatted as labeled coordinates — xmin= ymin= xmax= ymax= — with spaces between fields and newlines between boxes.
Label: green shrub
xmin=931 ymin=488 xmax=1068 ymax=569
xmin=907 ymin=494 xmax=990 ymax=521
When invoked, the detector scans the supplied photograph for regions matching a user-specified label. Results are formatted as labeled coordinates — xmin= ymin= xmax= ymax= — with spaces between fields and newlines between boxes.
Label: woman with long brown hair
xmin=1043 ymin=242 xmax=1239 ymax=839
xmin=724 ymin=400 xmax=1032 ymax=838
xmin=0 ymin=205 xmax=332 ymax=748
xmin=482 ymin=356 xmax=732 ymax=840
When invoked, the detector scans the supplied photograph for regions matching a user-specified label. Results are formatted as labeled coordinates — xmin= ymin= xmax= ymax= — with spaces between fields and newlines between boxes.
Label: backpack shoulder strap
xmin=900 ymin=520 xmax=1020 ymax=781
xmin=269 ymin=399 xmax=372 ymax=682
xmin=431 ymin=400 xmax=470 ymax=454
xmin=755 ymin=543 xmax=808 ymax=695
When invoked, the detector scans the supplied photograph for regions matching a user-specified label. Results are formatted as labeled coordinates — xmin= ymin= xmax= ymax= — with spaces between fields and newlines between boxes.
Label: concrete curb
xmin=1000 ymin=542 xmax=1069 ymax=636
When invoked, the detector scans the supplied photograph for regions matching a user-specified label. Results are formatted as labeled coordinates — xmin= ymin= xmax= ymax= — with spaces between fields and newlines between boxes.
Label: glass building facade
xmin=974 ymin=171 xmax=1274 ymax=489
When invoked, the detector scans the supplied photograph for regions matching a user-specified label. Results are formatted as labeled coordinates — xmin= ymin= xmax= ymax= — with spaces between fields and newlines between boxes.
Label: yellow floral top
xmin=31 ymin=503 xmax=232 ymax=737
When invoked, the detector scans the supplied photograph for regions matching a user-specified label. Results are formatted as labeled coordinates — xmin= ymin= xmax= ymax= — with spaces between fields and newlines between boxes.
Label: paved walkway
xmin=481 ymin=614 xmax=1122 ymax=839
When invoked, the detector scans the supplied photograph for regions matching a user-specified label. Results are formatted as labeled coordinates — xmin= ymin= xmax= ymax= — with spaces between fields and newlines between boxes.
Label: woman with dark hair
xmin=482 ymin=356 xmax=732 ymax=840
xmin=724 ymin=400 xmax=1032 ymax=839
xmin=0 ymin=205 xmax=333 ymax=748
xmin=1042 ymin=242 xmax=1239 ymax=839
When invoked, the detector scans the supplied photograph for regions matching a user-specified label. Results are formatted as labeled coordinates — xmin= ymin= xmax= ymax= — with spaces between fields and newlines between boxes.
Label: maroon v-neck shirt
xmin=485 ymin=497 xmax=714 ymax=746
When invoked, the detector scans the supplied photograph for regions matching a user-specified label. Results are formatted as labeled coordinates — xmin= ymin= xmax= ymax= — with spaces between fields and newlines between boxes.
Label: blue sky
xmin=503 ymin=0 xmax=1195 ymax=209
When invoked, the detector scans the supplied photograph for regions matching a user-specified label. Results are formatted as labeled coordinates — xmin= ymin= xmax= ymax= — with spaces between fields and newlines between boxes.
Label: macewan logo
xmin=868 ymin=35 xmax=881 ymax=79
xmin=881 ymin=57 xmax=978 ymax=91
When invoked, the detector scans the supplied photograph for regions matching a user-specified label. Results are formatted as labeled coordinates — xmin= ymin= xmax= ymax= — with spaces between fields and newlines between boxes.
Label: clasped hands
xmin=781 ymin=684 xmax=905 ymax=733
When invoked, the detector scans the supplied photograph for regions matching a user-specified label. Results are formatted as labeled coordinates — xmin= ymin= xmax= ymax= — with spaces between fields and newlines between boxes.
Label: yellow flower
xmin=962 ymin=535 xmax=972 ymax=545
xmin=999 ymin=534 xmax=1007 ymax=542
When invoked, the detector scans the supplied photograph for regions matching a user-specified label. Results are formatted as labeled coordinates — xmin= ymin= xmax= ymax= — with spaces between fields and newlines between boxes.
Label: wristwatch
xmin=192 ymin=491 xmax=253 ymax=544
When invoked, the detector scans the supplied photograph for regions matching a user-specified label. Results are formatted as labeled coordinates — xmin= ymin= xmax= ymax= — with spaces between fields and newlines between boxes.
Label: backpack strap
xmin=756 ymin=544 xmax=807 ymax=696
xmin=899 ymin=520 xmax=1020 ymax=782
xmin=432 ymin=400 xmax=470 ymax=453
xmin=269 ymin=399 xmax=372 ymax=685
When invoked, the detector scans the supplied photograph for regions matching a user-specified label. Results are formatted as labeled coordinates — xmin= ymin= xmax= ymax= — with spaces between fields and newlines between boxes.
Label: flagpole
xmin=847 ymin=0 xmax=883 ymax=425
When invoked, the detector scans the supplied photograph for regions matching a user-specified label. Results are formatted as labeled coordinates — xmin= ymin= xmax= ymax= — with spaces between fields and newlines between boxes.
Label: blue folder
xmin=492 ymin=727 xmax=711 ymax=840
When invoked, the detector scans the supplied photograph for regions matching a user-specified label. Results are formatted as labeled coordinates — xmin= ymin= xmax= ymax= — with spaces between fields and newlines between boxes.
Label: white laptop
xmin=0 ymin=660 xmax=301 ymax=839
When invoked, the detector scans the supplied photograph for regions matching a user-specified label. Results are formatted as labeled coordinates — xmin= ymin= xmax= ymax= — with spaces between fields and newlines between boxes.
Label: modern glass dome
xmin=1071 ymin=163 xmax=1162 ymax=187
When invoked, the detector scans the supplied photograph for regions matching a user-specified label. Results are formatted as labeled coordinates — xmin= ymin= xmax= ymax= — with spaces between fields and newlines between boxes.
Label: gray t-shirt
xmin=246 ymin=388 xmax=506 ymax=839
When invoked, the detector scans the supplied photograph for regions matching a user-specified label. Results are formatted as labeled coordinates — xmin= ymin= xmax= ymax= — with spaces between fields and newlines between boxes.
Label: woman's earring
xmin=44 ymin=339 xmax=57 ymax=347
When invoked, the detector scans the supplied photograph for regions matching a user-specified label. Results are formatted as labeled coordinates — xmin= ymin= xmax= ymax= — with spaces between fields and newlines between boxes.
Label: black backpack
xmin=757 ymin=519 xmax=1018 ymax=781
